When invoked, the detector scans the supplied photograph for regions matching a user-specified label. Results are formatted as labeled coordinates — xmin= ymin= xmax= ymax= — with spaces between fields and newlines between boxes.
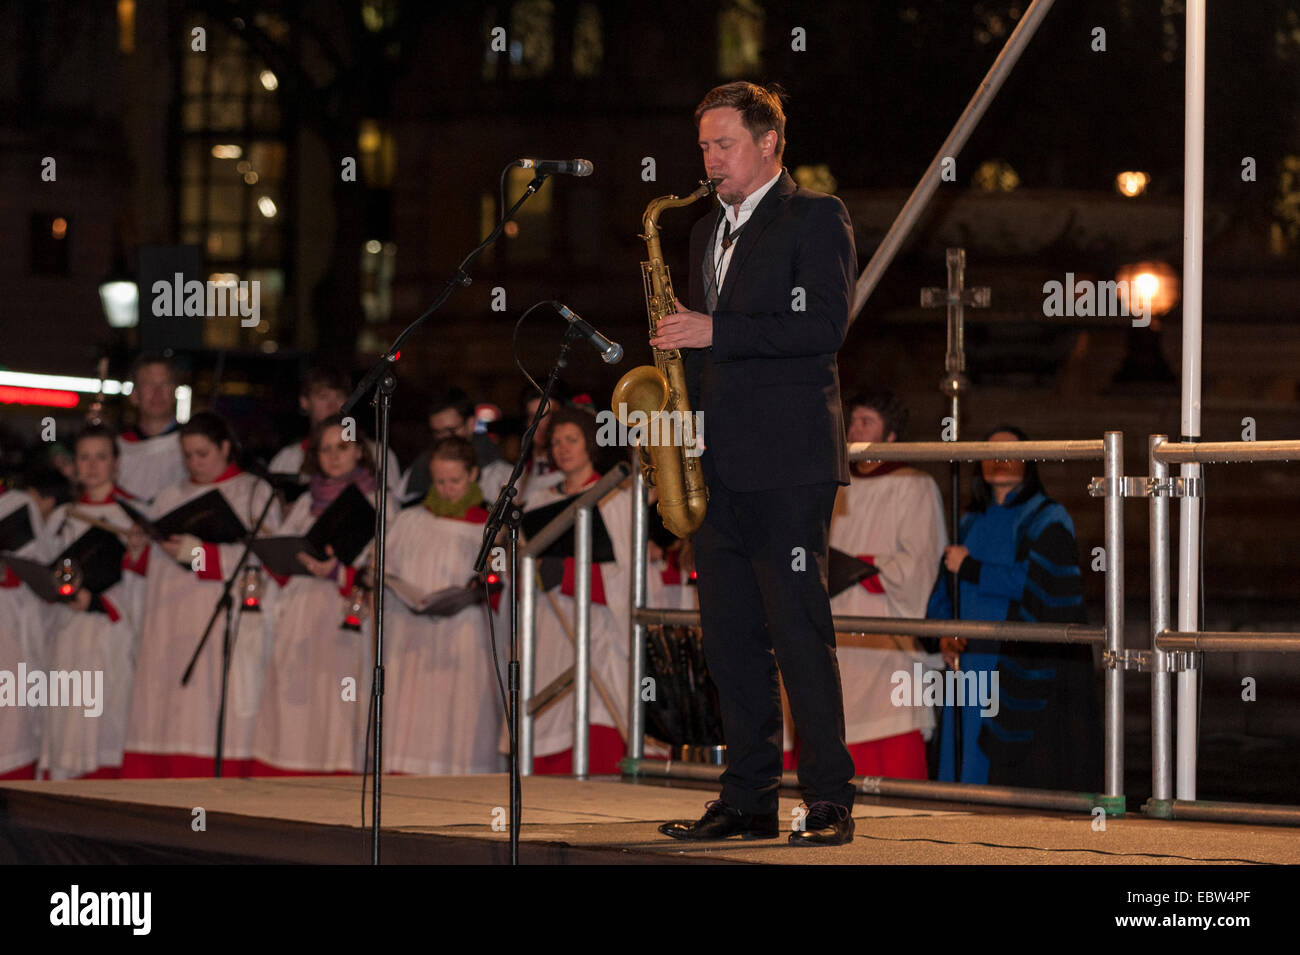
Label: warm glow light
xmin=1116 ymin=171 xmax=1150 ymax=197
xmin=365 ymin=239 xmax=382 ymax=254
xmin=257 ymin=196 xmax=277 ymax=218
xmin=243 ymin=171 xmax=259 ymax=185
xmin=1116 ymin=260 xmax=1179 ymax=317
xmin=503 ymin=221 xmax=519 ymax=237
xmin=51 ymin=217 xmax=67 ymax=240
xmin=211 ymin=144 xmax=243 ymax=159
xmin=358 ymin=120 xmax=382 ymax=154
xmin=259 ymin=70 xmax=278 ymax=91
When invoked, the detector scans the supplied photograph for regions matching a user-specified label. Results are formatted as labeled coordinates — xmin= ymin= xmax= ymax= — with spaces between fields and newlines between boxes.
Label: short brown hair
xmin=694 ymin=81 xmax=787 ymax=161
xmin=547 ymin=406 xmax=600 ymax=471
xmin=75 ymin=423 xmax=120 ymax=459
xmin=430 ymin=435 xmax=477 ymax=473
xmin=303 ymin=413 xmax=376 ymax=478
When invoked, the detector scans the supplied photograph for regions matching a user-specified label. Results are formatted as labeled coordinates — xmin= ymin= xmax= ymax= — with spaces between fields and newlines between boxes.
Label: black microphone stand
xmin=181 ymin=485 xmax=278 ymax=778
xmin=475 ymin=325 xmax=579 ymax=866
xmin=343 ymin=166 xmax=552 ymax=865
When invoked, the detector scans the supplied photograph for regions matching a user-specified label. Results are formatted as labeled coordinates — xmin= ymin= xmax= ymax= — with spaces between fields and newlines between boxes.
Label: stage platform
xmin=2 ymin=774 xmax=1297 ymax=865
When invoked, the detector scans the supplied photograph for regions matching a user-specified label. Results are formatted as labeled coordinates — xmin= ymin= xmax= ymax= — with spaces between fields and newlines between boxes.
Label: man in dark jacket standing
xmin=652 ymin=82 xmax=858 ymax=846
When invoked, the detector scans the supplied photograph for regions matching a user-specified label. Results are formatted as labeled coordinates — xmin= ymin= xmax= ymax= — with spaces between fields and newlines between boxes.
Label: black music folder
xmin=3 ymin=527 xmax=125 ymax=600
xmin=520 ymin=495 xmax=615 ymax=563
xmin=251 ymin=484 xmax=376 ymax=574
xmin=116 ymin=490 xmax=247 ymax=544
xmin=828 ymin=547 xmax=880 ymax=598
xmin=0 ymin=504 xmax=35 ymax=553
xmin=385 ymin=574 xmax=502 ymax=617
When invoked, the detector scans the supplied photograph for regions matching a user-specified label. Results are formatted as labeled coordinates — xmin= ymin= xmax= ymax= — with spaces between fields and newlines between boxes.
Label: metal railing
xmin=1140 ymin=436 xmax=1300 ymax=825
xmin=518 ymin=462 xmax=629 ymax=777
xmin=517 ymin=433 xmax=1300 ymax=826
xmin=624 ymin=433 xmax=1128 ymax=815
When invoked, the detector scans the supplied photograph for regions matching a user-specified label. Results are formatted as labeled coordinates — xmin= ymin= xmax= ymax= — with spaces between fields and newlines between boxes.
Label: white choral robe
xmin=252 ymin=486 xmax=392 ymax=773
xmin=521 ymin=480 xmax=633 ymax=759
xmin=116 ymin=428 xmax=186 ymax=504
xmin=122 ymin=469 xmax=280 ymax=770
xmin=269 ymin=438 xmax=401 ymax=495
xmin=0 ymin=490 xmax=53 ymax=775
xmin=830 ymin=466 xmax=947 ymax=745
xmin=37 ymin=495 xmax=146 ymax=779
xmin=382 ymin=505 xmax=503 ymax=775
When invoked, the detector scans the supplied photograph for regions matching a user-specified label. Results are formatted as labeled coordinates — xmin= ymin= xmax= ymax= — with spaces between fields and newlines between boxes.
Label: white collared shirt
xmin=711 ymin=168 xmax=783 ymax=293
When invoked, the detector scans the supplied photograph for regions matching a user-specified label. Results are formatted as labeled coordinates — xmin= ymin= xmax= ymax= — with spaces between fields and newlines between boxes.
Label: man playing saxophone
xmin=653 ymin=81 xmax=859 ymax=846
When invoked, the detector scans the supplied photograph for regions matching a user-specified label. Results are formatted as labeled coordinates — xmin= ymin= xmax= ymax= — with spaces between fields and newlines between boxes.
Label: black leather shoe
xmin=788 ymin=801 xmax=854 ymax=846
xmin=659 ymin=799 xmax=779 ymax=841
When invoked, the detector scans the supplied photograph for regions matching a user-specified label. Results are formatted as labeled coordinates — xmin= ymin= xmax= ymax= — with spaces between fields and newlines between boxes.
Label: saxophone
xmin=610 ymin=178 xmax=718 ymax=539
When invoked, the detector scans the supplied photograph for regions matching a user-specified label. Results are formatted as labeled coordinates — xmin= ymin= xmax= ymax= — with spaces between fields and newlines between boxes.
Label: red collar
xmin=121 ymin=419 xmax=179 ymax=443
xmin=195 ymin=463 xmax=243 ymax=485
xmin=852 ymin=460 xmax=908 ymax=479
xmin=79 ymin=485 xmax=131 ymax=505
xmin=555 ymin=471 xmax=600 ymax=495
xmin=299 ymin=438 xmax=309 ymax=451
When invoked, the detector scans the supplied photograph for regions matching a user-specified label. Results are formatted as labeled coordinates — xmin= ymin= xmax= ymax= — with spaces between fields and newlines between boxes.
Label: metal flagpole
xmin=1176 ymin=0 xmax=1207 ymax=802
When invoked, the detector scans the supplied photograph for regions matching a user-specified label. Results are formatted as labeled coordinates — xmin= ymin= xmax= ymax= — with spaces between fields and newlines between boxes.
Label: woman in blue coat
xmin=927 ymin=426 xmax=1101 ymax=791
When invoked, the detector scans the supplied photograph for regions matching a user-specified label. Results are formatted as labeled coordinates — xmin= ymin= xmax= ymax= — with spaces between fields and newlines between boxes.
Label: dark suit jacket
xmin=684 ymin=169 xmax=856 ymax=492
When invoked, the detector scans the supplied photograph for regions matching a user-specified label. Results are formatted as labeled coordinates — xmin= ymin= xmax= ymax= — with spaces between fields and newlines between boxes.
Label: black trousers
xmin=693 ymin=457 xmax=856 ymax=815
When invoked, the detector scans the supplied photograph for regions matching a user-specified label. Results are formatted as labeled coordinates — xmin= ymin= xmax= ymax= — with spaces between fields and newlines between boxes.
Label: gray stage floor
xmin=2 ymin=774 xmax=1296 ymax=864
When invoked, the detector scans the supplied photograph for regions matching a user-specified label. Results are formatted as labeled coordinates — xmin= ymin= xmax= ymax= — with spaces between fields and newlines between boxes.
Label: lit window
xmin=117 ymin=0 xmax=135 ymax=54
xmin=573 ymin=3 xmax=603 ymax=77
xmin=719 ymin=0 xmax=764 ymax=78
xmin=510 ymin=0 xmax=555 ymax=78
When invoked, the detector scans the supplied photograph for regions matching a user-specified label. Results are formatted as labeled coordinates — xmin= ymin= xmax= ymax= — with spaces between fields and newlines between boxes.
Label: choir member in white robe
xmin=115 ymin=355 xmax=187 ymax=503
xmin=0 ymin=489 xmax=52 ymax=778
xmin=827 ymin=393 xmax=946 ymax=778
xmin=267 ymin=366 xmax=400 ymax=494
xmin=383 ymin=437 xmax=503 ymax=775
xmin=253 ymin=415 xmax=392 ymax=774
xmin=397 ymin=389 xmax=513 ymax=506
xmin=121 ymin=412 xmax=280 ymax=777
xmin=37 ymin=425 xmax=149 ymax=779
xmin=521 ymin=408 xmax=632 ymax=775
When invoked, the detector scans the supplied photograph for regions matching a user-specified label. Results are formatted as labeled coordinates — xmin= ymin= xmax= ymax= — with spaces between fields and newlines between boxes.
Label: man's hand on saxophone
xmin=649 ymin=298 xmax=712 ymax=350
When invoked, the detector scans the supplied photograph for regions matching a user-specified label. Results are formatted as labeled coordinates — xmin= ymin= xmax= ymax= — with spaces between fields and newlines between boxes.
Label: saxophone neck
xmin=641 ymin=178 xmax=720 ymax=244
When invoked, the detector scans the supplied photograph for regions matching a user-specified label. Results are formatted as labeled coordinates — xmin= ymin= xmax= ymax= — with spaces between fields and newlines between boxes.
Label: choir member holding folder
xmin=251 ymin=414 xmax=388 ymax=775
xmin=0 ymin=486 xmax=52 ymax=778
xmin=120 ymin=412 xmax=280 ymax=778
xmin=382 ymin=436 xmax=503 ymax=775
xmin=519 ymin=407 xmax=632 ymax=776
xmin=36 ymin=425 xmax=149 ymax=779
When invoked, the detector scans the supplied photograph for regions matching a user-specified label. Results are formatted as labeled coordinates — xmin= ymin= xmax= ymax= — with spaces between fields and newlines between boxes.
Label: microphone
xmin=518 ymin=158 xmax=594 ymax=177
xmin=552 ymin=302 xmax=623 ymax=364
